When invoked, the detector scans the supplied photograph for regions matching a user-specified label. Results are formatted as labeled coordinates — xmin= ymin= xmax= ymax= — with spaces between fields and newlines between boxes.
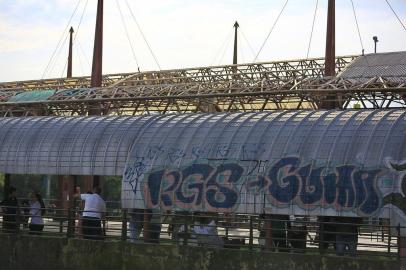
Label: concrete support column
xmin=3 ymin=174 xmax=10 ymax=199
xmin=81 ymin=176 xmax=94 ymax=194
xmin=58 ymin=176 xmax=76 ymax=210
xmin=399 ymin=236 xmax=406 ymax=258
xmin=93 ymin=175 xmax=101 ymax=188
xmin=265 ymin=214 xmax=272 ymax=250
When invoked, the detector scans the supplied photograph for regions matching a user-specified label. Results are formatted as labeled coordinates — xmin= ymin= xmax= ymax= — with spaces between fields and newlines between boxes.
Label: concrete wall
xmin=0 ymin=234 xmax=402 ymax=270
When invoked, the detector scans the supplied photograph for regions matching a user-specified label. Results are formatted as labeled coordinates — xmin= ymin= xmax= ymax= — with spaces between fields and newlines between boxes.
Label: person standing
xmin=29 ymin=193 xmax=45 ymax=235
xmin=75 ymin=186 xmax=106 ymax=240
xmin=335 ymin=217 xmax=361 ymax=257
xmin=128 ymin=208 xmax=145 ymax=243
xmin=0 ymin=186 xmax=20 ymax=233
xmin=193 ymin=212 xmax=224 ymax=248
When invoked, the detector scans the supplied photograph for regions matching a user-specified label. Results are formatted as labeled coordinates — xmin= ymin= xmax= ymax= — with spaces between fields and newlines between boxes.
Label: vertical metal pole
xmin=121 ymin=209 xmax=128 ymax=242
xmin=143 ymin=209 xmax=150 ymax=242
xmin=319 ymin=217 xmax=325 ymax=254
xmin=398 ymin=224 xmax=401 ymax=260
xmin=91 ymin=0 xmax=103 ymax=88
xmin=67 ymin=207 xmax=74 ymax=238
xmin=67 ymin=27 xmax=74 ymax=78
xmin=322 ymin=0 xmax=339 ymax=109
xmin=325 ymin=0 xmax=335 ymax=77
xmin=388 ymin=224 xmax=392 ymax=254
xmin=265 ymin=215 xmax=272 ymax=250
xmin=3 ymin=174 xmax=10 ymax=199
xmin=249 ymin=216 xmax=254 ymax=251
xmin=233 ymin=21 xmax=239 ymax=65
xmin=373 ymin=36 xmax=378 ymax=54
xmin=183 ymin=215 xmax=189 ymax=246
xmin=88 ymin=0 xmax=104 ymax=116
xmin=93 ymin=175 xmax=100 ymax=189
xmin=59 ymin=220 xmax=63 ymax=235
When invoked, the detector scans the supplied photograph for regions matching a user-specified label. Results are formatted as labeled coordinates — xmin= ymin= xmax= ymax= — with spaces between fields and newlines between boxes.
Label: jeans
xmin=129 ymin=210 xmax=144 ymax=243
xmin=336 ymin=234 xmax=357 ymax=256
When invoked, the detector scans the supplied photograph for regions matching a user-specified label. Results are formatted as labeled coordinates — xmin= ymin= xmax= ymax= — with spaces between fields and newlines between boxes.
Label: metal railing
xmin=0 ymin=205 xmax=401 ymax=258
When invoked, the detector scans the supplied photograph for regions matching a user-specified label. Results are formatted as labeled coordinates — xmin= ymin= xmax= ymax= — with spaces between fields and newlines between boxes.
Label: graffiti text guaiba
xmin=142 ymin=157 xmax=382 ymax=216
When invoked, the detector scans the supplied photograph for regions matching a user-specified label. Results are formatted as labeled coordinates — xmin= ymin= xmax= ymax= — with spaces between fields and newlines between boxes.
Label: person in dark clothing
xmin=289 ymin=215 xmax=308 ymax=252
xmin=270 ymin=214 xmax=290 ymax=252
xmin=318 ymin=216 xmax=336 ymax=254
xmin=335 ymin=217 xmax=361 ymax=256
xmin=20 ymin=199 xmax=30 ymax=229
xmin=0 ymin=186 xmax=20 ymax=233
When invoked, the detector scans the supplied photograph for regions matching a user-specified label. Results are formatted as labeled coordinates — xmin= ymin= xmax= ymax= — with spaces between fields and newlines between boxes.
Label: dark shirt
xmin=1 ymin=197 xmax=19 ymax=222
xmin=335 ymin=217 xmax=361 ymax=235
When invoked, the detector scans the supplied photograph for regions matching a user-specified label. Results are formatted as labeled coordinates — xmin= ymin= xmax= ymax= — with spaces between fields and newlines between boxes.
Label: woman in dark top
xmin=0 ymin=186 xmax=19 ymax=233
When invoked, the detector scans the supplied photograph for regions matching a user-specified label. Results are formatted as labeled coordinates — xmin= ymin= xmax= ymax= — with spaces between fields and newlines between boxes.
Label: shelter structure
xmin=0 ymin=110 xmax=405 ymax=233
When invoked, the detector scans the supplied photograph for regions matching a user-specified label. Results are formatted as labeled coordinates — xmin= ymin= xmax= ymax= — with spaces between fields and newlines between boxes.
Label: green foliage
xmin=9 ymin=175 xmax=58 ymax=200
xmin=0 ymin=174 xmax=122 ymax=207
xmin=102 ymin=176 xmax=122 ymax=208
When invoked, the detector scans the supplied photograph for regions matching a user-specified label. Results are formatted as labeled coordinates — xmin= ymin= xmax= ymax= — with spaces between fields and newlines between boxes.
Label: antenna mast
xmin=91 ymin=0 xmax=103 ymax=88
xmin=67 ymin=27 xmax=74 ymax=78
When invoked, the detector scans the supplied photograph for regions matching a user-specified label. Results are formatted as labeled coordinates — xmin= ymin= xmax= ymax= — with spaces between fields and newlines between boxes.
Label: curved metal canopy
xmin=0 ymin=110 xmax=404 ymax=176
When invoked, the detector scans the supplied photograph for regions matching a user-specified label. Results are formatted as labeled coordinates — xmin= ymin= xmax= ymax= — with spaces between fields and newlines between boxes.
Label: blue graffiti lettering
xmin=142 ymin=157 xmax=382 ymax=216
xmin=206 ymin=164 xmax=244 ymax=211
xmin=268 ymin=157 xmax=301 ymax=203
xmin=175 ymin=164 xmax=213 ymax=208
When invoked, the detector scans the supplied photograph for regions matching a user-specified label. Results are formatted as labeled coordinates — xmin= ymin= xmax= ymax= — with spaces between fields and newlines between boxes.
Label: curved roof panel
xmin=339 ymin=51 xmax=406 ymax=83
xmin=0 ymin=110 xmax=404 ymax=176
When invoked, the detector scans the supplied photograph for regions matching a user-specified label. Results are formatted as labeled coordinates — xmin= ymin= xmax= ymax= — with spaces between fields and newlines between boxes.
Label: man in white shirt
xmin=75 ymin=186 xmax=106 ymax=240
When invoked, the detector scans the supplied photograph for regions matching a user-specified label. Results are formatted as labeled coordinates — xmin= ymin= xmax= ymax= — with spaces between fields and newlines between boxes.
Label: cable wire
xmin=78 ymin=41 xmax=91 ymax=70
xmin=240 ymin=28 xmax=257 ymax=60
xmin=306 ymin=0 xmax=319 ymax=59
xmin=61 ymin=57 xmax=68 ymax=78
xmin=385 ymin=0 xmax=406 ymax=32
xmin=73 ymin=0 xmax=89 ymax=43
xmin=60 ymin=0 xmax=89 ymax=78
xmin=76 ymin=46 xmax=86 ymax=75
xmin=42 ymin=0 xmax=82 ymax=79
xmin=238 ymin=31 xmax=245 ymax=64
xmin=48 ymin=34 xmax=69 ymax=78
xmin=211 ymin=27 xmax=233 ymax=66
xmin=350 ymin=0 xmax=365 ymax=54
xmin=116 ymin=0 xmax=140 ymax=71
xmin=218 ymin=34 xmax=233 ymax=65
xmin=57 ymin=0 xmax=89 ymax=78
xmin=124 ymin=0 xmax=161 ymax=70
xmin=254 ymin=0 xmax=289 ymax=62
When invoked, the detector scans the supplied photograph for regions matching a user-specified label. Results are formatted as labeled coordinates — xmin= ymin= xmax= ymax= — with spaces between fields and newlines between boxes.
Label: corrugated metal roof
xmin=0 ymin=110 xmax=404 ymax=177
xmin=339 ymin=51 xmax=406 ymax=82
xmin=6 ymin=90 xmax=56 ymax=102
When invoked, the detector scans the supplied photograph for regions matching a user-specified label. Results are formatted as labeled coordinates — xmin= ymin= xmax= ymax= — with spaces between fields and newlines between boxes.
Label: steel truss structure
xmin=0 ymin=73 xmax=134 ymax=91
xmin=0 ymin=55 xmax=405 ymax=116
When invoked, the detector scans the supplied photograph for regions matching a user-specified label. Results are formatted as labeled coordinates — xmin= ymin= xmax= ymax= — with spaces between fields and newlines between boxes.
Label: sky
xmin=0 ymin=0 xmax=405 ymax=82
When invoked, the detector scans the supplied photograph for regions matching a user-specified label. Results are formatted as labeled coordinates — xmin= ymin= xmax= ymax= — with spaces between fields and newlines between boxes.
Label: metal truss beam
xmin=1 ymin=86 xmax=404 ymax=117
xmin=0 ymin=55 xmax=355 ymax=92
xmin=1 ymin=55 xmax=405 ymax=116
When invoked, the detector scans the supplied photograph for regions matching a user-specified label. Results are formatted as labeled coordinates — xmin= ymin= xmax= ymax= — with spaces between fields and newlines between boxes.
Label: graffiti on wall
xmin=122 ymin=142 xmax=406 ymax=218
xmin=383 ymin=159 xmax=406 ymax=215
xmin=123 ymin=143 xmax=273 ymax=195
xmin=139 ymin=157 xmax=383 ymax=216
